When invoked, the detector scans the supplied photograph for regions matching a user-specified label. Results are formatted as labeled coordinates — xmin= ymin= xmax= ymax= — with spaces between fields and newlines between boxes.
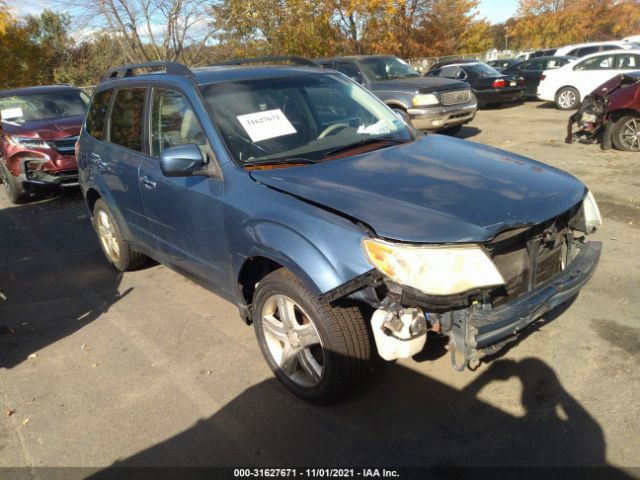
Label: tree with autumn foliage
xmin=511 ymin=0 xmax=640 ymax=49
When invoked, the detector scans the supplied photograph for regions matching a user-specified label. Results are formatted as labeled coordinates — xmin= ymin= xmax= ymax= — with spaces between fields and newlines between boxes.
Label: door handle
xmin=140 ymin=175 xmax=157 ymax=189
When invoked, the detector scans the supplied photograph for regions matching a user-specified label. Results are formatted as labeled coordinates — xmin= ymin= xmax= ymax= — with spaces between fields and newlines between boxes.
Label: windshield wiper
xmin=243 ymin=157 xmax=319 ymax=167
xmin=377 ymin=75 xmax=399 ymax=80
xmin=403 ymin=73 xmax=421 ymax=77
xmin=323 ymin=137 xmax=407 ymax=159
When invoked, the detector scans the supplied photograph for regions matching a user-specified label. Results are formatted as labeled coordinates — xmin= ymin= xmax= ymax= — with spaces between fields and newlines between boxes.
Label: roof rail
xmin=209 ymin=56 xmax=321 ymax=68
xmin=101 ymin=61 xmax=193 ymax=82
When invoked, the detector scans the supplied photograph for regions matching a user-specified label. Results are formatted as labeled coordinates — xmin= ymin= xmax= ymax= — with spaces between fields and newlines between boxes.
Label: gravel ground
xmin=0 ymin=100 xmax=638 ymax=476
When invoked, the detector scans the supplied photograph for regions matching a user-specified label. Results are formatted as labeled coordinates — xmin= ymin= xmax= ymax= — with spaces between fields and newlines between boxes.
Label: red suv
xmin=0 ymin=85 xmax=89 ymax=203
xmin=567 ymin=72 xmax=640 ymax=152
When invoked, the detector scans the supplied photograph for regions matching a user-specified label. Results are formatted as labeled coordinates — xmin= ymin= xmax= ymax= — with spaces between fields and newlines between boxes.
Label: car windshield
xmin=200 ymin=73 xmax=412 ymax=166
xmin=359 ymin=56 xmax=421 ymax=80
xmin=465 ymin=63 xmax=501 ymax=78
xmin=0 ymin=91 xmax=89 ymax=124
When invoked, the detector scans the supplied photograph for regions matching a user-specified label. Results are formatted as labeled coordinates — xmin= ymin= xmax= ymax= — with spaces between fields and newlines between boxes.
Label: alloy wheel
xmin=96 ymin=210 xmax=121 ymax=262
xmin=558 ymin=90 xmax=577 ymax=109
xmin=620 ymin=118 xmax=640 ymax=151
xmin=260 ymin=294 xmax=325 ymax=387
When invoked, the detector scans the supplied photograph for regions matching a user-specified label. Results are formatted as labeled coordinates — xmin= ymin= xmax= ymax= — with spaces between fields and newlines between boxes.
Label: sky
xmin=7 ymin=0 xmax=520 ymax=24
xmin=478 ymin=0 xmax=519 ymax=23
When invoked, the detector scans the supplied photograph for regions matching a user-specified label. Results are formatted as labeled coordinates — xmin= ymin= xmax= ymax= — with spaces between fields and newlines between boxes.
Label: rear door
xmin=138 ymin=86 xmax=228 ymax=290
xmin=614 ymin=53 xmax=640 ymax=73
xmin=571 ymin=54 xmax=617 ymax=98
xmin=101 ymin=87 xmax=151 ymax=245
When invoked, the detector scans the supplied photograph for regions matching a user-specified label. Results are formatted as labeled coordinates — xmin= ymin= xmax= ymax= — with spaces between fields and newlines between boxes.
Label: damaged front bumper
xmin=17 ymin=157 xmax=79 ymax=188
xmin=321 ymin=240 xmax=601 ymax=370
xmin=447 ymin=240 xmax=601 ymax=370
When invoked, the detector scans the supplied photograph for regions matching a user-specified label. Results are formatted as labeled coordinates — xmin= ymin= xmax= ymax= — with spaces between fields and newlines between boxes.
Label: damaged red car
xmin=567 ymin=71 xmax=640 ymax=152
xmin=0 ymin=85 xmax=89 ymax=203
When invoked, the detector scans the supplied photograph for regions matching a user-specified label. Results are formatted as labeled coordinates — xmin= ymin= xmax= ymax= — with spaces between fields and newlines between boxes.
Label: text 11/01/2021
xmin=233 ymin=468 xmax=400 ymax=478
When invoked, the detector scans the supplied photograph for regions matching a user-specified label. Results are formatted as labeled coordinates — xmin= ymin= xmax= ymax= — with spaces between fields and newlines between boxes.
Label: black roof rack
xmin=209 ymin=56 xmax=320 ymax=68
xmin=101 ymin=61 xmax=193 ymax=82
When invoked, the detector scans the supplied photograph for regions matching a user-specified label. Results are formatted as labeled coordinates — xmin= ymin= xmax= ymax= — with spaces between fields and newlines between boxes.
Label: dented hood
xmin=250 ymin=135 xmax=586 ymax=244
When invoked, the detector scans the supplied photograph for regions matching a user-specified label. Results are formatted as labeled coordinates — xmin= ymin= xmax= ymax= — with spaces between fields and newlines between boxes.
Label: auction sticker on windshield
xmin=237 ymin=109 xmax=297 ymax=142
xmin=1 ymin=107 xmax=23 ymax=120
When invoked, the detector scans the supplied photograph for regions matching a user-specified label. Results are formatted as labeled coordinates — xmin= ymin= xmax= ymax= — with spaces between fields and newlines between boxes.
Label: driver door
xmin=138 ymin=87 xmax=228 ymax=291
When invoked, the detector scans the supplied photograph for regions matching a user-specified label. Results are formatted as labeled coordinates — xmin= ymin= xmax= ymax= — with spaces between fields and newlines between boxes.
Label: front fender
xmin=231 ymin=218 xmax=372 ymax=298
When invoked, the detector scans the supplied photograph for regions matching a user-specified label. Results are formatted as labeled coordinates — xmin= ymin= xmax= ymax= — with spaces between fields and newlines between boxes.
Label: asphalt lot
xmin=1 ymin=101 xmax=639 ymax=476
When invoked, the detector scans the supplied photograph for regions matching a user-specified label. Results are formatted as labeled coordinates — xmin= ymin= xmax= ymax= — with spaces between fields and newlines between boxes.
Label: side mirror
xmin=350 ymin=74 xmax=365 ymax=85
xmin=159 ymin=144 xmax=207 ymax=177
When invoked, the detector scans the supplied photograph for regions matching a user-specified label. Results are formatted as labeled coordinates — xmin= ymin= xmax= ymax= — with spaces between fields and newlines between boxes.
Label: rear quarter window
xmin=85 ymin=89 xmax=113 ymax=140
xmin=108 ymin=88 xmax=146 ymax=152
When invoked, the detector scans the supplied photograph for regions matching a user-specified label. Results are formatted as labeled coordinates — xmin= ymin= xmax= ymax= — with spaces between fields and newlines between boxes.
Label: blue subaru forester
xmin=78 ymin=59 xmax=602 ymax=403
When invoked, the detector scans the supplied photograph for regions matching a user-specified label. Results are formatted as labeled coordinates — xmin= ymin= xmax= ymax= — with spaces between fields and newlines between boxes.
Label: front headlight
xmin=570 ymin=191 xmax=602 ymax=234
xmin=412 ymin=93 xmax=439 ymax=107
xmin=7 ymin=135 xmax=49 ymax=149
xmin=362 ymin=238 xmax=505 ymax=296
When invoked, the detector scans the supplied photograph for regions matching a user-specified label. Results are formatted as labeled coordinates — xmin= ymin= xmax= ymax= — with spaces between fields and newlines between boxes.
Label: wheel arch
xmin=385 ymin=100 xmax=409 ymax=110
xmin=607 ymin=108 xmax=639 ymax=123
xmin=232 ymin=220 xmax=368 ymax=323
xmin=85 ymin=187 xmax=102 ymax=216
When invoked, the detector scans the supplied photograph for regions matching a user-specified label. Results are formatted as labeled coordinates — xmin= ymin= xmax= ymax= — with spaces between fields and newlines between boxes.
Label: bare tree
xmin=58 ymin=0 xmax=219 ymax=65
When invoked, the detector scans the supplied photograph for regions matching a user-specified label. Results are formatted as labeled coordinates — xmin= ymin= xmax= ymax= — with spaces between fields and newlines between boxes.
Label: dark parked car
xmin=426 ymin=61 xmax=525 ymax=106
xmin=487 ymin=58 xmax=520 ymax=71
xmin=78 ymin=60 xmax=602 ymax=403
xmin=0 ymin=85 xmax=89 ymax=203
xmin=530 ymin=48 xmax=558 ymax=58
xmin=501 ymin=56 xmax=576 ymax=98
xmin=567 ymin=71 xmax=640 ymax=151
xmin=319 ymin=55 xmax=477 ymax=134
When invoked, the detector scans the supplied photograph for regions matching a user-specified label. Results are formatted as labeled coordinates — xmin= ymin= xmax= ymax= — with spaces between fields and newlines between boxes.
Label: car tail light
xmin=492 ymin=78 xmax=506 ymax=88
xmin=540 ymin=74 xmax=546 ymax=81
xmin=518 ymin=77 xmax=525 ymax=86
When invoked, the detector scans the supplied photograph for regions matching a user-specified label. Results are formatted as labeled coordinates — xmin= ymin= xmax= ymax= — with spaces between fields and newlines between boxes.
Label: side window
xmin=567 ymin=48 xmax=579 ymax=56
xmin=616 ymin=54 xmax=640 ymax=69
xmin=600 ymin=45 xmax=618 ymax=52
xmin=150 ymin=88 xmax=206 ymax=157
xmin=440 ymin=66 xmax=463 ymax=79
xmin=575 ymin=55 xmax=615 ymax=70
xmin=426 ymin=69 xmax=441 ymax=77
xmin=546 ymin=59 xmax=563 ymax=69
xmin=335 ymin=62 xmax=360 ymax=78
xmin=85 ymin=89 xmax=113 ymax=140
xmin=109 ymin=88 xmax=146 ymax=151
xmin=523 ymin=60 xmax=544 ymax=71
xmin=577 ymin=46 xmax=599 ymax=57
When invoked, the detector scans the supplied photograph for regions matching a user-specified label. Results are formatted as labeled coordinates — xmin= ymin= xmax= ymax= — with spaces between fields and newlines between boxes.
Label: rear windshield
xmin=0 ymin=91 xmax=89 ymax=124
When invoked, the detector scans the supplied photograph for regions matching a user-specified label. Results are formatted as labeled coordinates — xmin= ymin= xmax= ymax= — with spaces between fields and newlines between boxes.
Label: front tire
xmin=555 ymin=87 xmax=580 ymax=110
xmin=252 ymin=269 xmax=370 ymax=404
xmin=93 ymin=198 xmax=147 ymax=271
xmin=0 ymin=163 xmax=28 ymax=204
xmin=440 ymin=125 xmax=462 ymax=135
xmin=611 ymin=115 xmax=640 ymax=152
xmin=391 ymin=107 xmax=411 ymax=125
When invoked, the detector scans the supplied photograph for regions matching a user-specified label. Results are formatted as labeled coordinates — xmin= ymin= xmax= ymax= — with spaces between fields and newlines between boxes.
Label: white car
xmin=537 ymin=49 xmax=640 ymax=109
xmin=555 ymin=40 xmax=639 ymax=57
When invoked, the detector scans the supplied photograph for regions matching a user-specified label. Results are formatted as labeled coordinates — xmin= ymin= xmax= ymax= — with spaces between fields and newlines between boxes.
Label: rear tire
xmin=252 ymin=268 xmax=370 ymax=404
xmin=555 ymin=87 xmax=580 ymax=110
xmin=93 ymin=198 xmax=147 ymax=271
xmin=611 ymin=115 xmax=640 ymax=152
xmin=0 ymin=162 xmax=28 ymax=204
